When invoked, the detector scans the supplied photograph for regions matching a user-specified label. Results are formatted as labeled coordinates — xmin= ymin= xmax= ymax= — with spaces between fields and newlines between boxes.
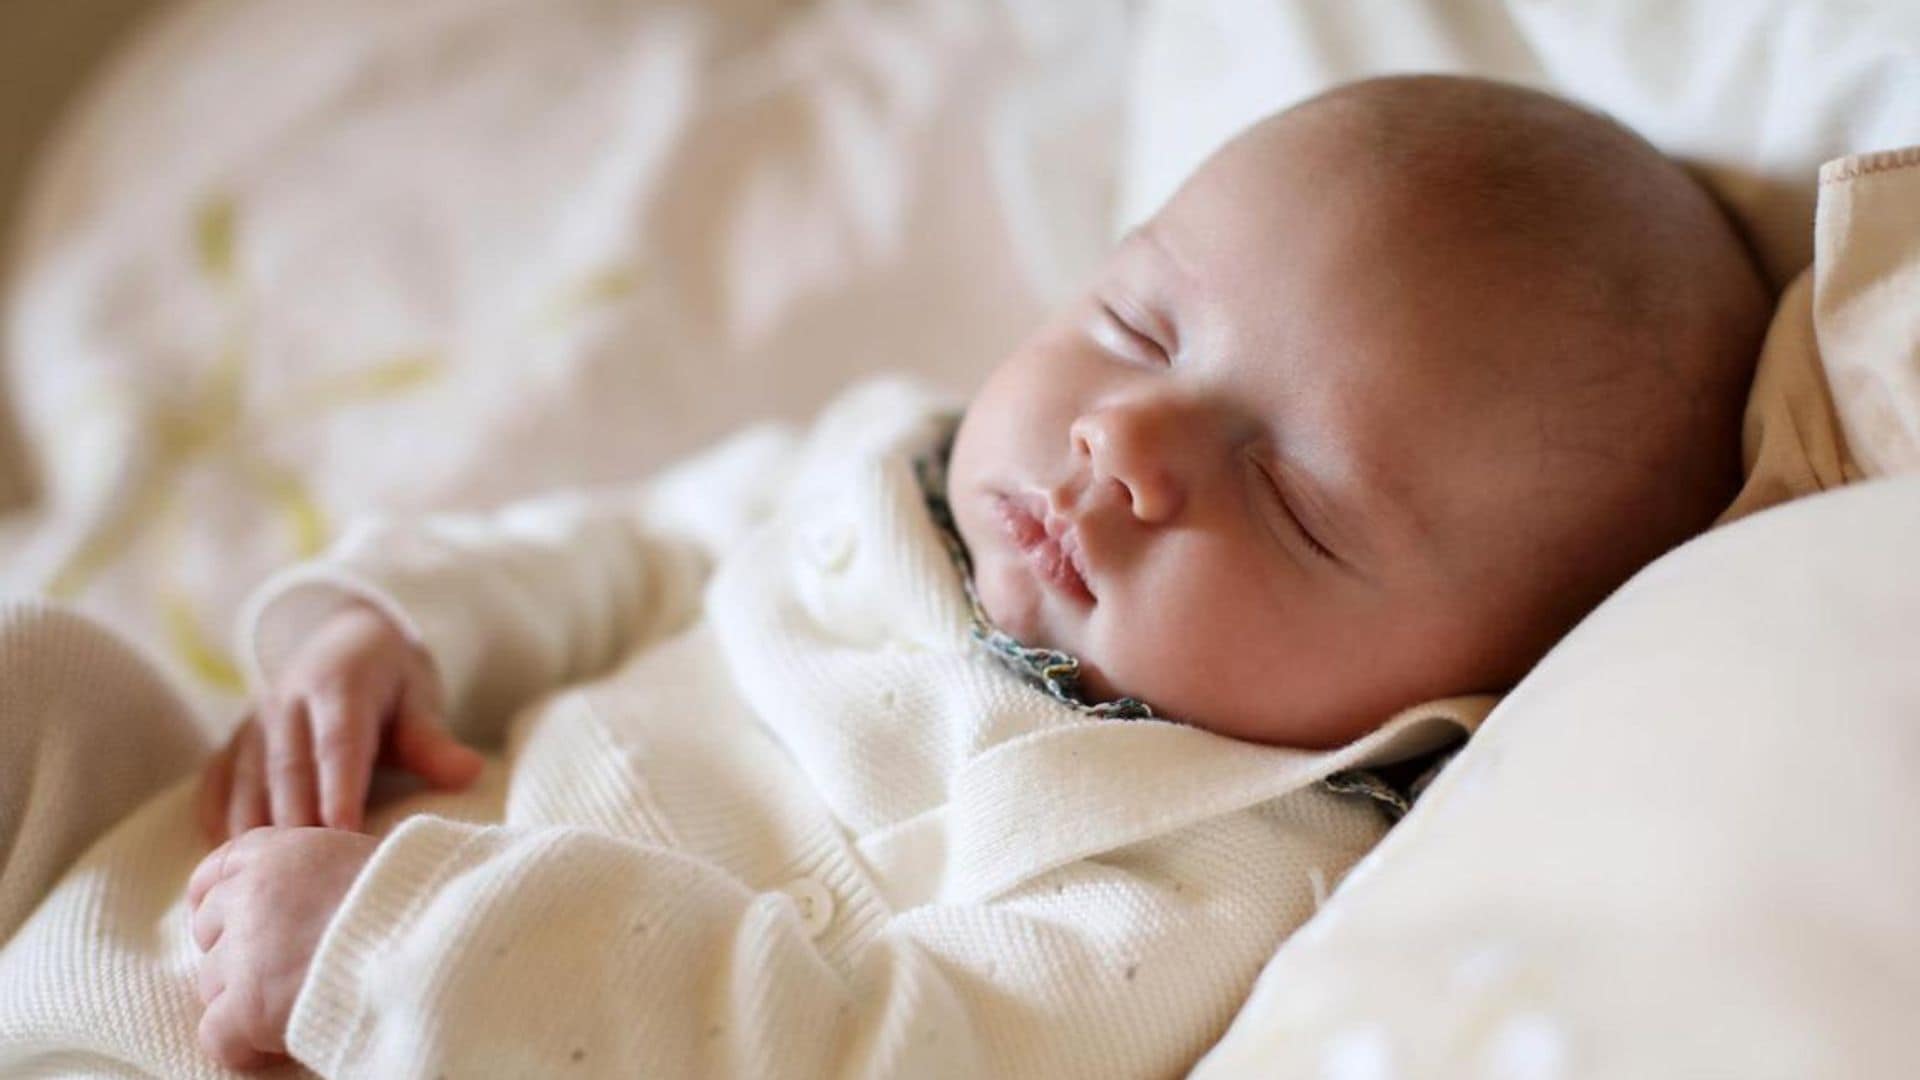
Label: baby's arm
xmin=277 ymin=810 xmax=1310 ymax=1078
xmin=207 ymin=424 xmax=798 ymax=837
xmin=243 ymin=422 xmax=796 ymax=745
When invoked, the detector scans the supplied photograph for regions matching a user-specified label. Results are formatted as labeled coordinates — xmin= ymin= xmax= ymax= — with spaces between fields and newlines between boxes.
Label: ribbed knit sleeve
xmin=234 ymin=423 xmax=798 ymax=748
xmin=285 ymin=802 xmax=1339 ymax=1079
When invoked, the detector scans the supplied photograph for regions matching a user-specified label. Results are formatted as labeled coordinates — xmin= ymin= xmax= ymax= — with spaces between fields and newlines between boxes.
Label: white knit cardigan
xmin=0 ymin=377 xmax=1472 ymax=1079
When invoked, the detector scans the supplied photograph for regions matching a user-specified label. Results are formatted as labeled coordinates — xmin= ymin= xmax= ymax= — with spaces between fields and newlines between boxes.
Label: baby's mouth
xmin=992 ymin=492 xmax=1096 ymax=604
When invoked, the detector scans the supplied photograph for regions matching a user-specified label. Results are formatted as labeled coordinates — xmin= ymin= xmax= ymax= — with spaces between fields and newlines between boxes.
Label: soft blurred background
xmin=0 ymin=0 xmax=162 ymax=513
xmin=0 ymin=0 xmax=1133 ymax=734
xmin=0 ymin=0 xmax=159 ymax=262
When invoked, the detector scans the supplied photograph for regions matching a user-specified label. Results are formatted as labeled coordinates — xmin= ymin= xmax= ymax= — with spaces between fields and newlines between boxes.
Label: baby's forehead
xmin=1116 ymin=110 xmax=1675 ymax=521
xmin=1157 ymin=89 xmax=1652 ymax=295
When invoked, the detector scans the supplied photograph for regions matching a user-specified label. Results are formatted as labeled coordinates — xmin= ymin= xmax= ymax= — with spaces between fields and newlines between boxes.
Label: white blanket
xmin=0 ymin=0 xmax=1131 ymax=734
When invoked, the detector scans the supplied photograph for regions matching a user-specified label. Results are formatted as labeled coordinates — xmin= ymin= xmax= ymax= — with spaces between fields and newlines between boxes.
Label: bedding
xmin=0 ymin=0 xmax=1131 ymax=733
xmin=1195 ymin=473 xmax=1920 ymax=1078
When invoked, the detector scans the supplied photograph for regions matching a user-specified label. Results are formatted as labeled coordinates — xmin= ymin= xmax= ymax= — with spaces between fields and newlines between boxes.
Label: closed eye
xmin=1252 ymin=458 xmax=1336 ymax=562
xmin=1091 ymin=301 xmax=1170 ymax=367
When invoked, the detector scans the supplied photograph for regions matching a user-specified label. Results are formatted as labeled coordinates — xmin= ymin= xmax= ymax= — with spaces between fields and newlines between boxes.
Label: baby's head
xmin=947 ymin=75 xmax=1768 ymax=747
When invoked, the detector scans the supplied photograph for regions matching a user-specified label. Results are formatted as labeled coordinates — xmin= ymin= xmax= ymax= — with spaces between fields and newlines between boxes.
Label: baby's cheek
xmin=1082 ymin=598 xmax=1224 ymax=710
xmin=1088 ymin=569 xmax=1313 ymax=727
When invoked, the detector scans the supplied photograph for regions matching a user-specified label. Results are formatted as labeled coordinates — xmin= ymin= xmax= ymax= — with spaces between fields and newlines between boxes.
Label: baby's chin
xmin=970 ymin=561 xmax=1047 ymax=647
xmin=971 ymin=565 xmax=1140 ymax=705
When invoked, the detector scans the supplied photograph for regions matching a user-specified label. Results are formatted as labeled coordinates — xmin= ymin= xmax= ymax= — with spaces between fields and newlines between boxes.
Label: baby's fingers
xmin=196 ymin=731 xmax=239 ymax=848
xmin=261 ymin=699 xmax=321 ymax=828
xmin=197 ymin=991 xmax=277 ymax=1071
xmin=389 ymin=698 xmax=484 ymax=791
xmin=185 ymin=841 xmax=226 ymax=910
xmin=189 ymin=880 xmax=227 ymax=953
xmin=309 ymin=692 xmax=380 ymax=832
xmin=224 ymin=723 xmax=271 ymax=841
xmin=195 ymin=949 xmax=225 ymax=1004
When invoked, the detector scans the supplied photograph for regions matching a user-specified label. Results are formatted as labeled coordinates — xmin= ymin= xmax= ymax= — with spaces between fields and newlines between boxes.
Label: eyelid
xmin=1250 ymin=455 xmax=1337 ymax=562
xmin=1093 ymin=300 xmax=1171 ymax=366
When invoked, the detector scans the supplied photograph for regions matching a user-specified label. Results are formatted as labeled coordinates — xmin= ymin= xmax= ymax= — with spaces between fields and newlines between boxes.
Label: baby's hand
xmin=196 ymin=600 xmax=483 ymax=844
xmin=188 ymin=826 xmax=376 ymax=1070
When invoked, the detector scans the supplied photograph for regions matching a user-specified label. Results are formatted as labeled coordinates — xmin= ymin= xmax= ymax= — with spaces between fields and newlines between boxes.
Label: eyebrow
xmin=1107 ymin=225 xmax=1196 ymax=356
xmin=1135 ymin=220 xmax=1201 ymax=288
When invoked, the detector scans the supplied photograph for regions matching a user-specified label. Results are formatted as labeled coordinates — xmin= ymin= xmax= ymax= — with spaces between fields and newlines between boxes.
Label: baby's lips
xmin=993 ymin=491 xmax=1049 ymax=549
xmin=1055 ymin=527 xmax=1097 ymax=599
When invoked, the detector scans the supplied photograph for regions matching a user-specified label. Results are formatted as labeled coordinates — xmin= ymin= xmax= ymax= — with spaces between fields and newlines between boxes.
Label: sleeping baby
xmin=0 ymin=75 xmax=1769 ymax=1077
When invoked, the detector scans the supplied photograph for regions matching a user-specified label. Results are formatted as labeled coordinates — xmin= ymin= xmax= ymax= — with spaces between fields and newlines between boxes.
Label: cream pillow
xmin=1193 ymin=471 xmax=1920 ymax=1076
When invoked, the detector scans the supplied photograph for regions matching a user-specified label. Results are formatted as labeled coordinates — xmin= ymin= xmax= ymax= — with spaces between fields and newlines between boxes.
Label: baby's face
xmin=947 ymin=114 xmax=1569 ymax=747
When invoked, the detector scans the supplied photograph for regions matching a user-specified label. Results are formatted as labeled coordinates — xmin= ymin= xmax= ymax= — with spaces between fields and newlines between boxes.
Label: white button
xmin=802 ymin=519 xmax=856 ymax=571
xmin=778 ymin=877 xmax=835 ymax=938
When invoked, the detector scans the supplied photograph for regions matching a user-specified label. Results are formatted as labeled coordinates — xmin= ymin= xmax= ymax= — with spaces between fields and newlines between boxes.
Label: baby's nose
xmin=1069 ymin=400 xmax=1189 ymax=524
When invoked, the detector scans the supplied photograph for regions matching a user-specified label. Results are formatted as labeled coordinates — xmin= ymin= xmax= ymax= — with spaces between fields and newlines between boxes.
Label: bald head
xmin=1269 ymin=75 xmax=1772 ymax=667
xmin=1284 ymin=76 xmax=1768 ymax=358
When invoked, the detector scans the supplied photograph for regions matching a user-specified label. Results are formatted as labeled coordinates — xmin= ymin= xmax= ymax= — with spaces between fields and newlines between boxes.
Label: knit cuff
xmin=236 ymin=559 xmax=484 ymax=729
xmin=285 ymin=814 xmax=486 ymax=1075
